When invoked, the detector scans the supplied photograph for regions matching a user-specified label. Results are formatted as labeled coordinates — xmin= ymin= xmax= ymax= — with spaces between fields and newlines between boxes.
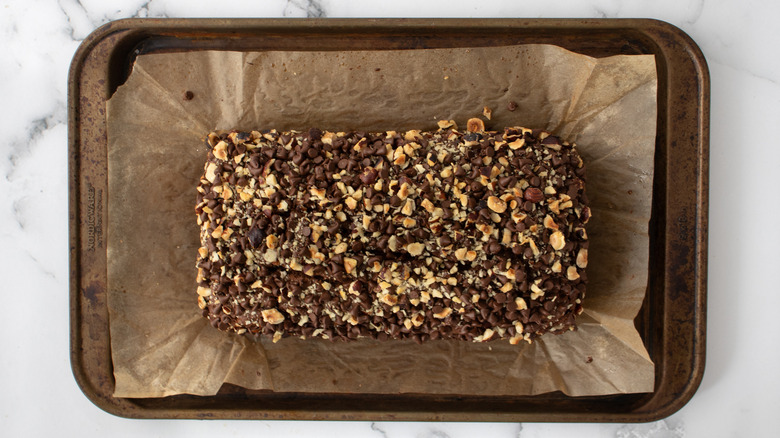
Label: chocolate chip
xmin=184 ymin=90 xmax=194 ymax=100
xmin=247 ymin=227 xmax=264 ymax=248
xmin=507 ymin=101 xmax=518 ymax=111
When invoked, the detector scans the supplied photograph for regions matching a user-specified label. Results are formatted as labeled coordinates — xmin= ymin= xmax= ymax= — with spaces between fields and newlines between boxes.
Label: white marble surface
xmin=1 ymin=0 xmax=778 ymax=436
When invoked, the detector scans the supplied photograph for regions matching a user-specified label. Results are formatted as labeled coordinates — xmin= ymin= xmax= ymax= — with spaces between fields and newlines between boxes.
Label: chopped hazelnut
xmin=401 ymin=199 xmax=415 ymax=216
xmin=266 ymin=234 xmax=278 ymax=249
xmin=406 ymin=242 xmax=425 ymax=256
xmin=344 ymin=257 xmax=358 ymax=274
xmin=567 ymin=266 xmax=580 ymax=281
xmin=379 ymin=292 xmax=398 ymax=306
xmin=480 ymin=328 xmax=495 ymax=341
xmin=508 ymin=138 xmax=526 ymax=150
xmin=433 ymin=307 xmax=453 ymax=319
xmin=467 ymin=118 xmax=485 ymax=132
xmin=334 ymin=242 xmax=348 ymax=254
xmin=310 ymin=187 xmax=326 ymax=200
xmin=437 ymin=119 xmax=456 ymax=130
xmin=549 ymin=231 xmax=566 ymax=250
xmin=397 ymin=182 xmax=410 ymax=200
xmin=204 ymin=162 xmax=218 ymax=183
xmin=576 ymin=248 xmax=588 ymax=268
xmin=487 ymin=196 xmax=507 ymax=213
xmin=261 ymin=308 xmax=285 ymax=325
xmin=213 ymin=141 xmax=228 ymax=161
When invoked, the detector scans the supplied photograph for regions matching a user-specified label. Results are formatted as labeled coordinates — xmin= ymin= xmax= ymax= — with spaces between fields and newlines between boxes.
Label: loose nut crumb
xmin=437 ymin=120 xmax=456 ymax=130
xmin=543 ymin=215 xmax=558 ymax=230
xmin=483 ymin=106 xmax=492 ymax=120
xmin=467 ymin=118 xmax=485 ymax=132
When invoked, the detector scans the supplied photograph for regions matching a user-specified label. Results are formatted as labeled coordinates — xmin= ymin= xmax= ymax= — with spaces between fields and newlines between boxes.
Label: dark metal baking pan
xmin=69 ymin=18 xmax=708 ymax=422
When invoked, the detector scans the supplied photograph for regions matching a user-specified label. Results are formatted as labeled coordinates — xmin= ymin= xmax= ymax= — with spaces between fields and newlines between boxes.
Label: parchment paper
xmin=106 ymin=45 xmax=657 ymax=397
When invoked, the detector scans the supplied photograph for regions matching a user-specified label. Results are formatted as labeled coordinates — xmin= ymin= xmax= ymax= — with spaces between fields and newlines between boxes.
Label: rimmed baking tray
xmin=68 ymin=18 xmax=708 ymax=422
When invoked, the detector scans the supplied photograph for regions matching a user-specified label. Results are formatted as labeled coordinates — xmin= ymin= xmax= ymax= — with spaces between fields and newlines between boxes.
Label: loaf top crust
xmin=195 ymin=122 xmax=589 ymax=344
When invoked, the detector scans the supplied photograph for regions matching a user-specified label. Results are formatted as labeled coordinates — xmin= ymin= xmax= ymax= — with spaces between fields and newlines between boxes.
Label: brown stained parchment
xmin=106 ymin=45 xmax=656 ymax=397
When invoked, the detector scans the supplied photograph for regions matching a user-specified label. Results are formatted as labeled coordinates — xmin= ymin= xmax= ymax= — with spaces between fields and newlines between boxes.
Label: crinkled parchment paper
xmin=106 ymin=45 xmax=656 ymax=397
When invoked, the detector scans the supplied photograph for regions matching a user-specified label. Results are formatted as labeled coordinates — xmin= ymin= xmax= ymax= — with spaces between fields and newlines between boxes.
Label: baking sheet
xmin=106 ymin=45 xmax=656 ymax=397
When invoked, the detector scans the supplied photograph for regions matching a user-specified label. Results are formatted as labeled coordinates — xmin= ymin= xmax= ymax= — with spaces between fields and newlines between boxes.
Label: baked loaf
xmin=195 ymin=120 xmax=589 ymax=344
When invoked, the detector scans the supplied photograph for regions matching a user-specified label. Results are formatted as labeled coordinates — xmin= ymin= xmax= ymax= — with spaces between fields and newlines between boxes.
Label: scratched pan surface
xmin=68 ymin=18 xmax=708 ymax=422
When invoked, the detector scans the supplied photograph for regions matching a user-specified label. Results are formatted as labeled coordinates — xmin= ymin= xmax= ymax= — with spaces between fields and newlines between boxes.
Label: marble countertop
xmin=2 ymin=0 xmax=778 ymax=436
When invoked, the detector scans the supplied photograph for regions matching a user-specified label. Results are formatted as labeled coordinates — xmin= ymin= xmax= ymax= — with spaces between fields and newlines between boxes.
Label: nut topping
xmin=549 ymin=231 xmax=566 ymax=251
xmin=196 ymin=126 xmax=587 ymax=343
xmin=576 ymin=248 xmax=588 ymax=268
xmin=487 ymin=196 xmax=507 ymax=213
xmin=261 ymin=308 xmax=285 ymax=325
xmin=467 ymin=118 xmax=485 ymax=132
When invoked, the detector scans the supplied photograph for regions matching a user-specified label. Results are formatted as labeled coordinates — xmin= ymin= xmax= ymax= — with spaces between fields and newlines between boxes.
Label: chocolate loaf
xmin=195 ymin=120 xmax=589 ymax=344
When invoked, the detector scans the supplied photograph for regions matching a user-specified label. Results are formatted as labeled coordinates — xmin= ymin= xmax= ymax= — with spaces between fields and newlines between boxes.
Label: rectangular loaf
xmin=195 ymin=120 xmax=589 ymax=344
